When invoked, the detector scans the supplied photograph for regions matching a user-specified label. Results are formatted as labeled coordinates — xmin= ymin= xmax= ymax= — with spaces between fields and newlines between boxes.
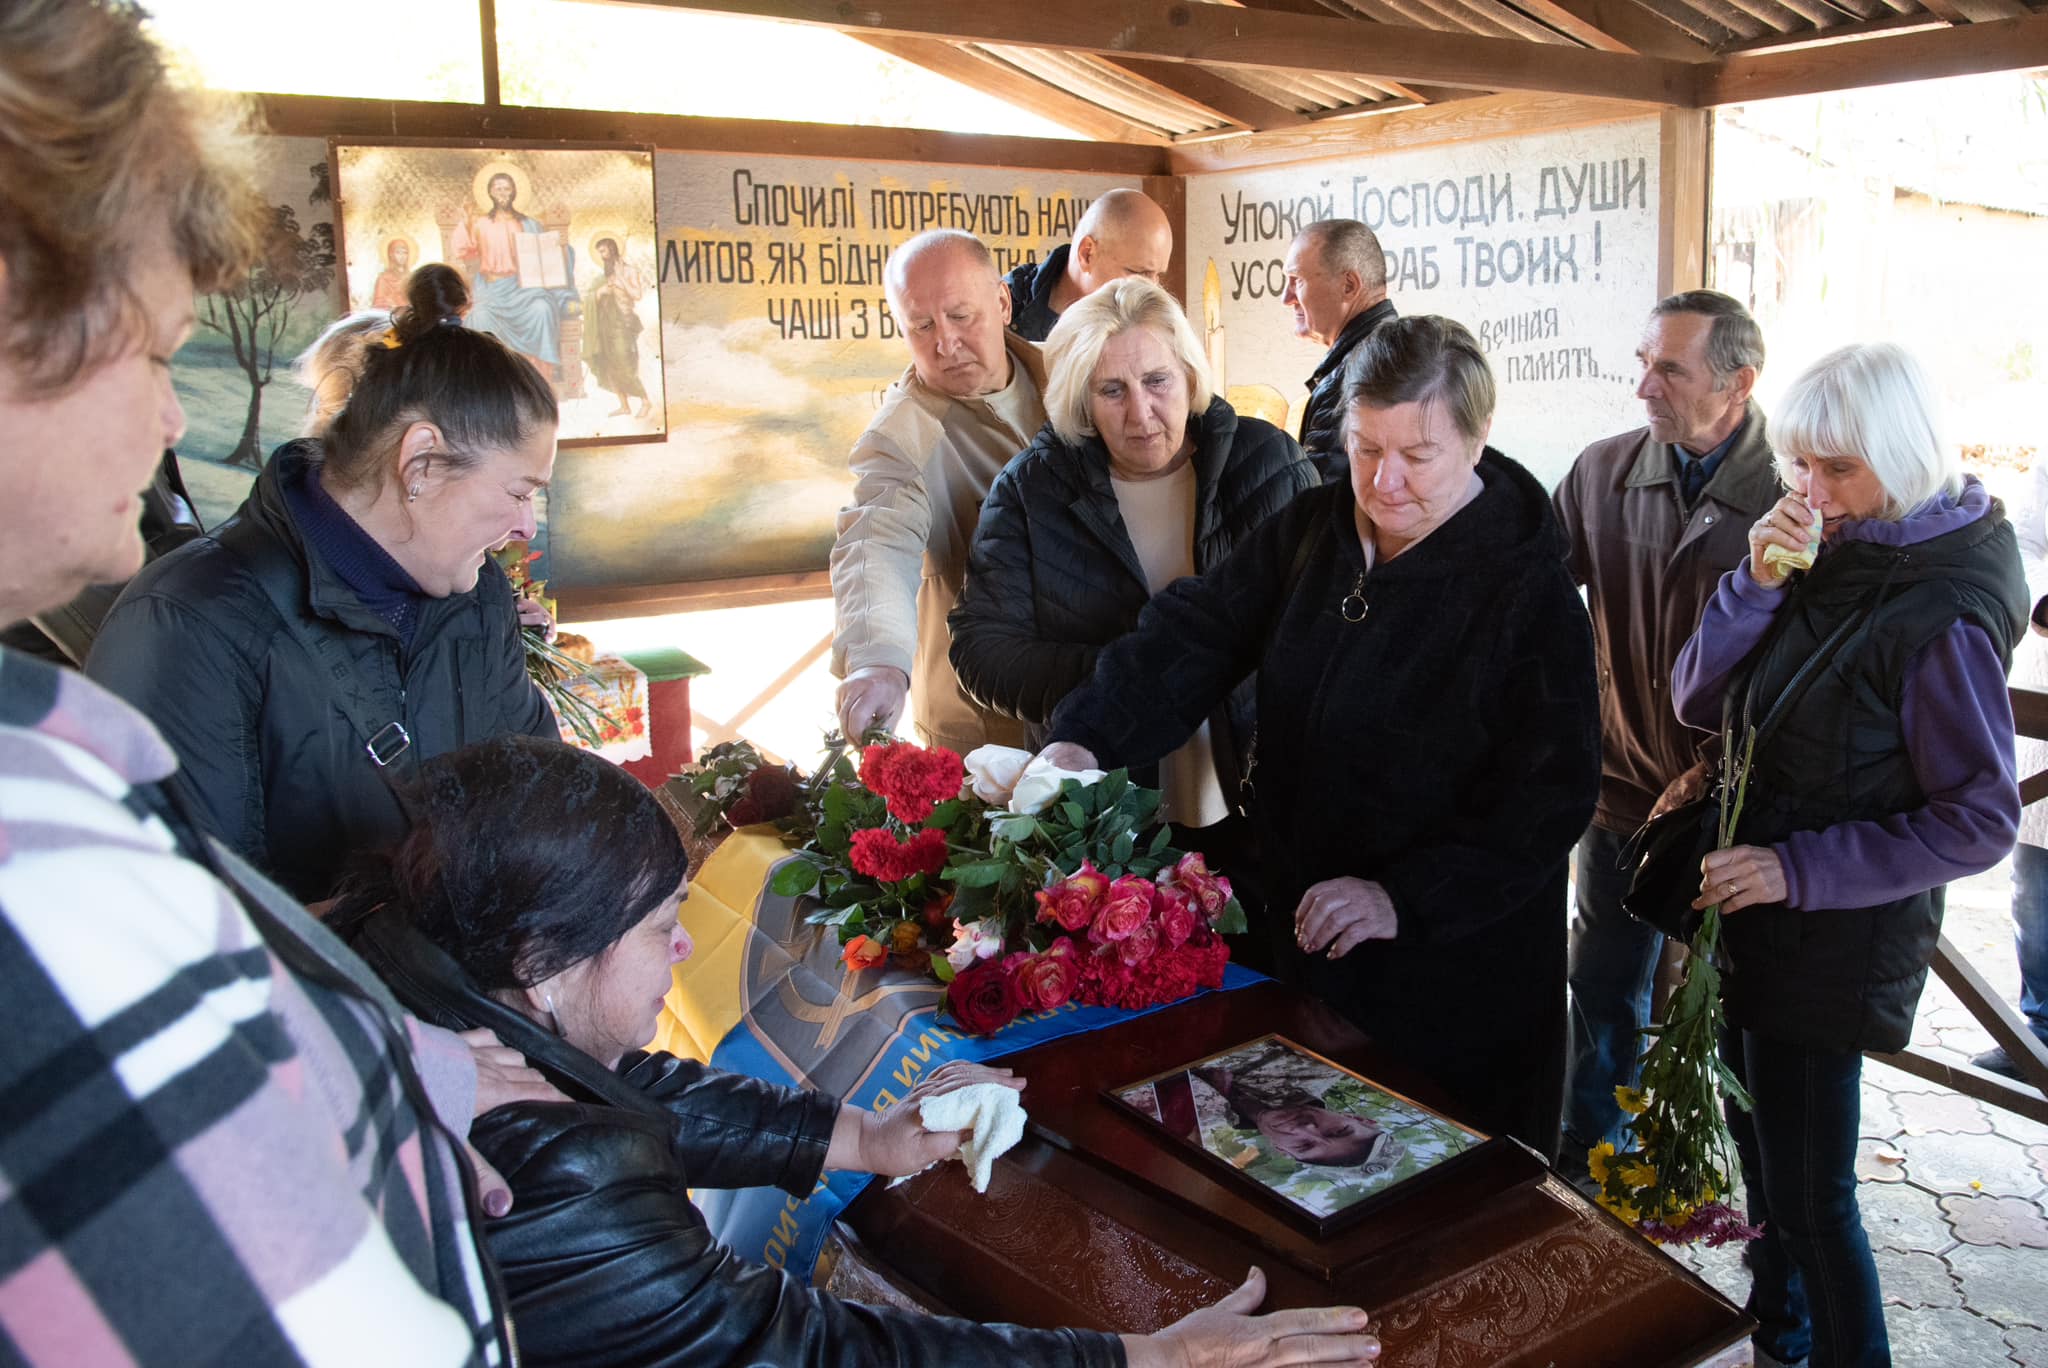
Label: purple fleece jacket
xmin=1671 ymin=476 xmax=2019 ymax=911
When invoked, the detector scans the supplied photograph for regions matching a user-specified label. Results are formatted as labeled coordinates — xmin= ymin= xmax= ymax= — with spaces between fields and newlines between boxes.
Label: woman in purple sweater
xmin=1671 ymin=342 xmax=2026 ymax=1368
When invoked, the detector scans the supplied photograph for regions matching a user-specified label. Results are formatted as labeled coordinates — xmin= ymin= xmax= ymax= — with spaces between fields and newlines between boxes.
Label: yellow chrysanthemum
xmin=1595 ymin=1191 xmax=1641 ymax=1224
xmin=1614 ymin=1085 xmax=1650 ymax=1115
xmin=1587 ymin=1141 xmax=1615 ymax=1185
xmin=1619 ymin=1160 xmax=1658 ymax=1189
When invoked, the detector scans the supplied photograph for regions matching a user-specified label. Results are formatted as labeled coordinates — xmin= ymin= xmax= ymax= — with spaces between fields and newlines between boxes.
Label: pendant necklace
xmin=1341 ymin=571 xmax=1368 ymax=622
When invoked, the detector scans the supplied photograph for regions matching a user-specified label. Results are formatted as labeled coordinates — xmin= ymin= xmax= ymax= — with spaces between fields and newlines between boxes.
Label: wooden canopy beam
xmin=633 ymin=0 xmax=1699 ymax=103
xmin=851 ymin=36 xmax=1173 ymax=143
xmin=1702 ymin=7 xmax=2048 ymax=104
xmin=250 ymin=93 xmax=1171 ymax=175
xmin=1102 ymin=57 xmax=1315 ymax=130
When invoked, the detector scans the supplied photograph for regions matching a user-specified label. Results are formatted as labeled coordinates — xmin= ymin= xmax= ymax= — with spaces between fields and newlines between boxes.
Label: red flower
xmin=1155 ymin=884 xmax=1199 ymax=948
xmin=1071 ymin=936 xmax=1229 ymax=1012
xmin=841 ymin=934 xmax=887 ymax=972
xmin=920 ymin=893 xmax=955 ymax=930
xmin=1165 ymin=851 xmax=1234 ymax=919
xmin=946 ymin=958 xmax=1021 ymax=1035
xmin=1034 ymin=858 xmax=1109 ymax=932
xmin=848 ymin=827 xmax=949 ymax=883
xmin=859 ymin=742 xmax=966 ymax=825
xmin=1117 ymin=921 xmax=1160 ymax=967
xmin=744 ymin=765 xmax=801 ymax=822
xmin=1006 ymin=942 xmax=1078 ymax=1012
xmin=1090 ymin=875 xmax=1155 ymax=943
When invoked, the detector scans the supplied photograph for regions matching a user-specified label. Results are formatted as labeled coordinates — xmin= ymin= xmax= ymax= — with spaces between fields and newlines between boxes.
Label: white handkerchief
xmin=918 ymin=1082 xmax=1026 ymax=1193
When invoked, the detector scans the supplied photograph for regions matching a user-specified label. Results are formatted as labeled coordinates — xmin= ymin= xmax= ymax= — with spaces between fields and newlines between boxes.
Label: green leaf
xmin=945 ymin=860 xmax=1009 ymax=888
xmin=1212 ymin=897 xmax=1248 ymax=935
xmin=1111 ymin=830 xmax=1136 ymax=863
xmin=1060 ymin=801 xmax=1086 ymax=827
xmin=929 ymin=953 xmax=957 ymax=983
xmin=926 ymin=798 xmax=964 ymax=828
xmin=1147 ymin=826 xmax=1173 ymax=855
xmin=989 ymin=812 xmax=1037 ymax=843
xmin=1098 ymin=770 xmax=1129 ymax=807
xmin=770 ymin=860 xmax=820 ymax=897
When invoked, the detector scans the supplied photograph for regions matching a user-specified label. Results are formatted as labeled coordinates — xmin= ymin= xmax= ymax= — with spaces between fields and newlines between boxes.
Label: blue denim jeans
xmin=1562 ymin=825 xmax=1665 ymax=1154
xmin=1724 ymin=1027 xmax=1889 ymax=1368
xmin=2011 ymin=843 xmax=2048 ymax=1044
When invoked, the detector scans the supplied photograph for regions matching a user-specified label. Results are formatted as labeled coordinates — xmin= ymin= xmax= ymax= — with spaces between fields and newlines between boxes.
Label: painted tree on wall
xmin=202 ymin=161 xmax=335 ymax=468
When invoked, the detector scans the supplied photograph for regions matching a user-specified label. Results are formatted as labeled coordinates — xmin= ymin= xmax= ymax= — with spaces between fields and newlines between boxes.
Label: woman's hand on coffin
xmin=1123 ymin=1266 xmax=1380 ymax=1367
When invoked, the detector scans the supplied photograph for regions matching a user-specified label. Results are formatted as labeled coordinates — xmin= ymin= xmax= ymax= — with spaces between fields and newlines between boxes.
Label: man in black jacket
xmin=1283 ymin=220 xmax=1397 ymax=483
xmin=1003 ymin=189 xmax=1173 ymax=341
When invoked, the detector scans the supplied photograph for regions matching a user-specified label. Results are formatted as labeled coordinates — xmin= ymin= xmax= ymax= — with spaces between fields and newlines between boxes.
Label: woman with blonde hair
xmin=1673 ymin=341 xmax=2027 ymax=1368
xmin=950 ymin=279 xmax=1311 ymax=918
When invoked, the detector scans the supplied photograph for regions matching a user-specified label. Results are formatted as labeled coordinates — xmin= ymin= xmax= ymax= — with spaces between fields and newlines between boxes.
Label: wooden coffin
xmin=838 ymin=981 xmax=1752 ymax=1368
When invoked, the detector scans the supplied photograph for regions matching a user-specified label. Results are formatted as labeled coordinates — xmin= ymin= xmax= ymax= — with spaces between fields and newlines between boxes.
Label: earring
xmin=543 ymin=991 xmax=562 ymax=1036
xmin=407 ymin=484 xmax=422 ymax=502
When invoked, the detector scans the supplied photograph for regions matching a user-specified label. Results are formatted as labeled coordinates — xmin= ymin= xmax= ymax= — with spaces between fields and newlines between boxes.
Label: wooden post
xmin=1144 ymin=173 xmax=1189 ymax=310
xmin=1657 ymin=108 xmax=1709 ymax=297
xmin=478 ymin=0 xmax=501 ymax=108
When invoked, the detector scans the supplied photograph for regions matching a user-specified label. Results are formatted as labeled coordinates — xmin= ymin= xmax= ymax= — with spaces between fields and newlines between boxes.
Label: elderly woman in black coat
xmin=949 ymin=278 xmax=1314 ymax=839
xmin=1033 ymin=317 xmax=1600 ymax=1159
xmin=339 ymin=734 xmax=1382 ymax=1368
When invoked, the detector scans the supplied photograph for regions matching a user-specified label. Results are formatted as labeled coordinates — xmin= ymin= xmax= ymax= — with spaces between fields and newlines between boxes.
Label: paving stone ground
xmin=1673 ymin=855 xmax=2047 ymax=1366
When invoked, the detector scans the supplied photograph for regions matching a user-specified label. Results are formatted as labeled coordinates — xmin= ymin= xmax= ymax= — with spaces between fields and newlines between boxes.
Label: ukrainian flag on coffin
xmin=651 ymin=828 xmax=1262 ymax=1284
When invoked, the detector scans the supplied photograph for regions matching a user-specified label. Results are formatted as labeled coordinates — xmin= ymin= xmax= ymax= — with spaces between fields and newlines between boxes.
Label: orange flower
xmin=841 ymin=935 xmax=887 ymax=972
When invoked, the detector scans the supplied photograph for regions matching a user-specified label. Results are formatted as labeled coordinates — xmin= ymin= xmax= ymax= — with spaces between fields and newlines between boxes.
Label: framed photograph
xmin=332 ymin=141 xmax=665 ymax=446
xmin=1105 ymin=1034 xmax=1494 ymax=1237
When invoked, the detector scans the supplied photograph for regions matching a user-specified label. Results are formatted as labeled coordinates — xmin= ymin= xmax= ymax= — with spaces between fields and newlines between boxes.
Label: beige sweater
xmin=829 ymin=332 xmax=1045 ymax=755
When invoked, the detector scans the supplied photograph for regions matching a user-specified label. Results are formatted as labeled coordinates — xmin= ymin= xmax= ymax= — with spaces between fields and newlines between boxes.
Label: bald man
xmin=830 ymin=229 xmax=1043 ymax=753
xmin=1003 ymin=188 xmax=1173 ymax=342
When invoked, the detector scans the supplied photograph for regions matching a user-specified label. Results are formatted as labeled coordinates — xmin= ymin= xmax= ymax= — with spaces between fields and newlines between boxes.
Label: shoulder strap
xmin=214 ymin=519 xmax=417 ymax=777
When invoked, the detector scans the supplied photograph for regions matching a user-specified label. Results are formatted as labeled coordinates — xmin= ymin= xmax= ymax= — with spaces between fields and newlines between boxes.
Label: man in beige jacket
xmin=831 ymin=230 xmax=1045 ymax=755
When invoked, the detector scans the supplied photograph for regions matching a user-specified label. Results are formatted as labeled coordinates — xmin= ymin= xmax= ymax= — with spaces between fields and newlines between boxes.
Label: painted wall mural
xmin=540 ymin=153 xmax=1136 ymax=590
xmin=1186 ymin=117 xmax=1663 ymax=491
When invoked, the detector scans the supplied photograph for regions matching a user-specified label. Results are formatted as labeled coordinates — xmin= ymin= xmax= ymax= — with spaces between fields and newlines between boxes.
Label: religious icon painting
xmin=1107 ymin=1034 xmax=1496 ymax=1237
xmin=331 ymin=141 xmax=665 ymax=446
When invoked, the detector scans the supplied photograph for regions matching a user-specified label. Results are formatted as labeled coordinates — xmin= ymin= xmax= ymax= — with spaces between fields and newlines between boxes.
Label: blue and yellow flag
xmin=653 ymin=829 xmax=1261 ymax=1282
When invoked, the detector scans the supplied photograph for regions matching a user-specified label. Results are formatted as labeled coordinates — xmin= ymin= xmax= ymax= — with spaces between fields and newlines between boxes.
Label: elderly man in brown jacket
xmin=830 ymin=230 xmax=1044 ymax=755
xmin=1552 ymin=289 xmax=1777 ymax=1177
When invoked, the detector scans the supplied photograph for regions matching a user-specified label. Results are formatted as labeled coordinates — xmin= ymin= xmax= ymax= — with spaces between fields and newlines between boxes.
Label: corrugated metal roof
xmin=868 ymin=0 xmax=2046 ymax=141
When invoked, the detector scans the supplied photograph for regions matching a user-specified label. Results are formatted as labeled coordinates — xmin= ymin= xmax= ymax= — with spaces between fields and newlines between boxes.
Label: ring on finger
xmin=1724 ymin=880 xmax=1739 ymax=896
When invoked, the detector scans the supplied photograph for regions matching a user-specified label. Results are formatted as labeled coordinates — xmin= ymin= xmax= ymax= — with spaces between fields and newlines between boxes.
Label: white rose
xmin=961 ymin=744 xmax=1035 ymax=804
xmin=945 ymin=917 xmax=1005 ymax=971
xmin=1006 ymin=755 xmax=1107 ymax=816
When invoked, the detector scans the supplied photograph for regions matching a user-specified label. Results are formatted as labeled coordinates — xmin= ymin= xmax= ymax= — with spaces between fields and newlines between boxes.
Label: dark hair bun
xmin=394 ymin=263 xmax=471 ymax=343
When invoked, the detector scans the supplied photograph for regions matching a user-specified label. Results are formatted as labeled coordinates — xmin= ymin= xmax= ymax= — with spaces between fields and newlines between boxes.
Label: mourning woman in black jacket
xmin=949 ymin=278 xmax=1314 ymax=836
xmin=88 ymin=266 xmax=557 ymax=900
xmin=339 ymin=735 xmax=1381 ymax=1368
xmin=1034 ymin=318 xmax=1600 ymax=1160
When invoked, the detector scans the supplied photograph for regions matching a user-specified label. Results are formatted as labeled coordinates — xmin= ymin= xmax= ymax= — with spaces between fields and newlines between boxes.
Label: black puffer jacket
xmin=87 ymin=442 xmax=554 ymax=901
xmin=344 ymin=908 xmax=1125 ymax=1368
xmin=1047 ymin=454 xmax=1599 ymax=1159
xmin=948 ymin=396 xmax=1313 ymax=779
xmin=1298 ymin=299 xmax=1397 ymax=484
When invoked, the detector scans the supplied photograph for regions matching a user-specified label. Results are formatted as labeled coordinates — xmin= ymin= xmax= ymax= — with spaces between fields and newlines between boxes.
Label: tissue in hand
xmin=918 ymin=1082 xmax=1026 ymax=1193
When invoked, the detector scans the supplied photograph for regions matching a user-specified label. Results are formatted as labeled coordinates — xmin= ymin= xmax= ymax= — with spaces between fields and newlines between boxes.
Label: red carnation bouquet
xmin=767 ymin=737 xmax=1247 ymax=1035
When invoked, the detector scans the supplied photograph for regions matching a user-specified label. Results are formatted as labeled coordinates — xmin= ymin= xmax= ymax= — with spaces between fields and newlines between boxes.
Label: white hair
xmin=1773 ymin=342 xmax=1959 ymax=519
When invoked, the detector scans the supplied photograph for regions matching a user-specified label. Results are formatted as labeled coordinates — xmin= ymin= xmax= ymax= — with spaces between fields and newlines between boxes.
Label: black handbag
xmin=1619 ymin=792 xmax=1719 ymax=944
